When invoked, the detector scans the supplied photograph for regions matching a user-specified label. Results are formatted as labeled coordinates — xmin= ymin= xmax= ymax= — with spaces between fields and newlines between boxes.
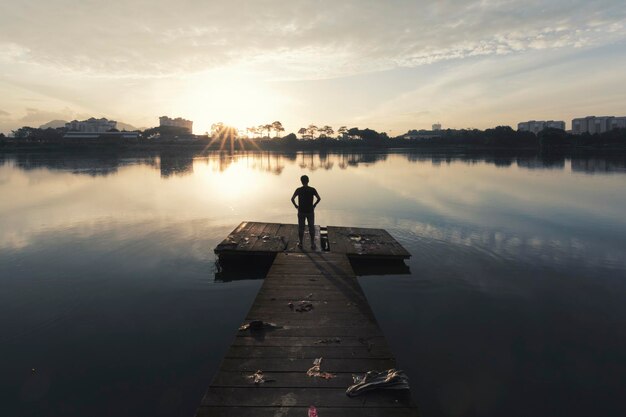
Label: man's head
xmin=300 ymin=175 xmax=309 ymax=185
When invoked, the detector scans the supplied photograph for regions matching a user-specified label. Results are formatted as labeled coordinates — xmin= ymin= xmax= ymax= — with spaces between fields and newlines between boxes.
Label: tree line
xmin=240 ymin=122 xmax=351 ymax=139
xmin=243 ymin=121 xmax=285 ymax=138
xmin=3 ymin=124 xmax=626 ymax=151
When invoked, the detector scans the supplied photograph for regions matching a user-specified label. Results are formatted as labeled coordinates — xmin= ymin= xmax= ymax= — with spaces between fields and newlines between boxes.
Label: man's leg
xmin=297 ymin=212 xmax=305 ymax=246
xmin=307 ymin=212 xmax=316 ymax=249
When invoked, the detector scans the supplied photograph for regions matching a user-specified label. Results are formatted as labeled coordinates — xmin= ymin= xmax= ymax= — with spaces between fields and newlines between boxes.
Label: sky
xmin=0 ymin=0 xmax=625 ymax=135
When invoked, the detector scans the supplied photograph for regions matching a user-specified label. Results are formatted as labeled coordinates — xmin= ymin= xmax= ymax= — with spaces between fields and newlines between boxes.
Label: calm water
xmin=1 ymin=150 xmax=625 ymax=417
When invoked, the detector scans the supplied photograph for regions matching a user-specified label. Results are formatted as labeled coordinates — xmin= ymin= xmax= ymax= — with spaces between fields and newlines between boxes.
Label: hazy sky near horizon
xmin=1 ymin=0 xmax=625 ymax=135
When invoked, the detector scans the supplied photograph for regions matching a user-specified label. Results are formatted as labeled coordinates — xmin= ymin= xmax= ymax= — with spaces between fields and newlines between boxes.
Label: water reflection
xmin=1 ymin=150 xmax=626 ymax=417
xmin=0 ymin=152 xmax=159 ymax=176
xmin=571 ymin=157 xmax=626 ymax=173
xmin=2 ymin=150 xmax=626 ymax=176
xmin=159 ymin=153 xmax=194 ymax=177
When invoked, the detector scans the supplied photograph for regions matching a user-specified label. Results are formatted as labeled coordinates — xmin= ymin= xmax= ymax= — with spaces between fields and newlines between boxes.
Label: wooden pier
xmin=196 ymin=222 xmax=417 ymax=416
xmin=214 ymin=222 xmax=410 ymax=260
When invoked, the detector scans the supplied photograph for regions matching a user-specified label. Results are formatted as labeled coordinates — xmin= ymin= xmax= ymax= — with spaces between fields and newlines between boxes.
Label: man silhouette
xmin=291 ymin=175 xmax=321 ymax=249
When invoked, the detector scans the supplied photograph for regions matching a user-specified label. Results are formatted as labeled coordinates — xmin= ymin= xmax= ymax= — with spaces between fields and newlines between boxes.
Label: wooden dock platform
xmin=214 ymin=221 xmax=410 ymax=260
xmin=196 ymin=223 xmax=417 ymax=416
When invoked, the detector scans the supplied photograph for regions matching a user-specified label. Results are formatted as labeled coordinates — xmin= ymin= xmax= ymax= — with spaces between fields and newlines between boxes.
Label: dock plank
xmin=248 ymin=304 xmax=376 ymax=317
xmin=245 ymin=309 xmax=376 ymax=320
xmin=230 ymin=336 xmax=389 ymax=348
xmin=197 ymin=407 xmax=418 ymax=417
xmin=218 ymin=357 xmax=397 ymax=373
xmin=234 ymin=325 xmax=384 ymax=338
xmin=211 ymin=370 xmax=359 ymax=388
xmin=250 ymin=223 xmax=282 ymax=252
xmin=223 ymin=345 xmax=393 ymax=359
xmin=201 ymin=387 xmax=411 ymax=408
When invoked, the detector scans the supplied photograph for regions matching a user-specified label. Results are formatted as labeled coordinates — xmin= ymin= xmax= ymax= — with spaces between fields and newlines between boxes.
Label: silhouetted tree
xmin=347 ymin=127 xmax=387 ymax=145
xmin=307 ymin=124 xmax=319 ymax=139
xmin=283 ymin=132 xmax=298 ymax=146
xmin=539 ymin=127 xmax=569 ymax=148
xmin=248 ymin=126 xmax=263 ymax=138
xmin=320 ymin=125 xmax=334 ymax=138
xmin=210 ymin=122 xmax=224 ymax=136
xmin=596 ymin=127 xmax=626 ymax=145
xmin=142 ymin=125 xmax=189 ymax=139
xmin=484 ymin=125 xmax=521 ymax=146
xmin=10 ymin=126 xmax=65 ymax=142
xmin=12 ymin=126 xmax=38 ymax=140
xmin=272 ymin=121 xmax=285 ymax=138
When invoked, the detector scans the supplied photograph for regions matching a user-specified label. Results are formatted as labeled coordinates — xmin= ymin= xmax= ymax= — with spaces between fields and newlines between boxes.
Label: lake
xmin=1 ymin=150 xmax=625 ymax=417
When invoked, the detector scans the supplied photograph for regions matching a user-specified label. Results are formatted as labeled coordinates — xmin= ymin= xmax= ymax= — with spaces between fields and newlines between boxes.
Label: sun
xmin=174 ymin=68 xmax=286 ymax=133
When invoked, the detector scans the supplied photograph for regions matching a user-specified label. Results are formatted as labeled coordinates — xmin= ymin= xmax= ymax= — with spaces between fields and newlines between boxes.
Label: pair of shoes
xmin=297 ymin=242 xmax=303 ymax=249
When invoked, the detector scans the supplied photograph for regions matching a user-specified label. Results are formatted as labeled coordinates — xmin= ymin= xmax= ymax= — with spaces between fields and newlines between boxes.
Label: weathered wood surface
xmin=215 ymin=222 xmax=322 ymax=255
xmin=196 ymin=407 xmax=417 ymax=417
xmin=327 ymin=226 xmax=411 ymax=259
xmin=202 ymin=387 xmax=412 ymax=407
xmin=195 ymin=252 xmax=418 ymax=416
xmin=214 ymin=222 xmax=410 ymax=260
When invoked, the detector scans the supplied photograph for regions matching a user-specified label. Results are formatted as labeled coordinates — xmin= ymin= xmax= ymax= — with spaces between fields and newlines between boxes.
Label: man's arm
xmin=313 ymin=189 xmax=321 ymax=208
xmin=291 ymin=190 xmax=299 ymax=209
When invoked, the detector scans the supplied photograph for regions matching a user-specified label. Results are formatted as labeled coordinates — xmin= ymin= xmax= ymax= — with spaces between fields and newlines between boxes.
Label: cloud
xmin=0 ymin=1 xmax=624 ymax=79
xmin=0 ymin=107 xmax=90 ymax=132
xmin=19 ymin=108 xmax=60 ymax=123
xmin=350 ymin=42 xmax=626 ymax=132
xmin=1 ymin=1 xmax=625 ymax=134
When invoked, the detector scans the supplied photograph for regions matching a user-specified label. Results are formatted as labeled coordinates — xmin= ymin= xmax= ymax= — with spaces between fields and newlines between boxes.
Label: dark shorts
xmin=297 ymin=212 xmax=315 ymax=234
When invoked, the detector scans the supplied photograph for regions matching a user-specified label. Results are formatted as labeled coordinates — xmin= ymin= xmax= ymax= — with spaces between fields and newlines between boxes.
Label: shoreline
xmin=2 ymin=142 xmax=626 ymax=154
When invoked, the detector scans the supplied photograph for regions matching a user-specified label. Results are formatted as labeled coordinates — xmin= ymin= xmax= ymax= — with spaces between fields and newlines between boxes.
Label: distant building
xmin=517 ymin=120 xmax=565 ymax=134
xmin=159 ymin=116 xmax=193 ymax=133
xmin=403 ymin=129 xmax=441 ymax=140
xmin=432 ymin=123 xmax=442 ymax=131
xmin=611 ymin=117 xmax=626 ymax=130
xmin=571 ymin=116 xmax=626 ymax=134
xmin=65 ymin=117 xmax=117 ymax=133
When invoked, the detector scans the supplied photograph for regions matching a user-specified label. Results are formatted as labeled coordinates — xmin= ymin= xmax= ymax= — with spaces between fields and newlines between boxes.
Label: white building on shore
xmin=572 ymin=116 xmax=626 ymax=134
xmin=65 ymin=117 xmax=117 ymax=133
xmin=517 ymin=120 xmax=565 ymax=134
xmin=159 ymin=116 xmax=193 ymax=133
